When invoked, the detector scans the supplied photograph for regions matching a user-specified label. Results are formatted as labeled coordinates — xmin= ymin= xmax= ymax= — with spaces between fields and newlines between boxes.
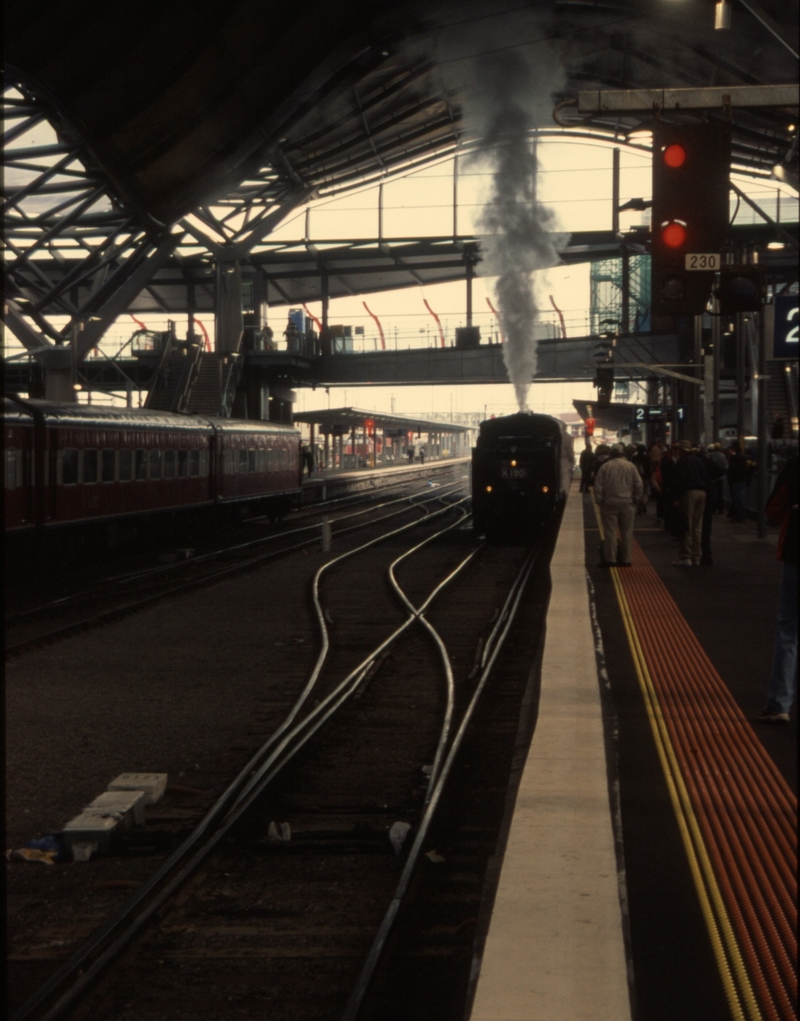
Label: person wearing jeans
xmin=758 ymin=456 xmax=798 ymax=723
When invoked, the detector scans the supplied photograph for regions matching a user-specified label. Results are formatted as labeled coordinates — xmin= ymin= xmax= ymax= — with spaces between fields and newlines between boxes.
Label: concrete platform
xmin=470 ymin=487 xmax=631 ymax=1021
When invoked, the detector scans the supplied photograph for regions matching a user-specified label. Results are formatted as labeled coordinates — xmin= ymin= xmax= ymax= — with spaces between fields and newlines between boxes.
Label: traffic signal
xmin=651 ymin=121 xmax=731 ymax=316
xmin=716 ymin=266 xmax=766 ymax=314
xmin=595 ymin=366 xmax=614 ymax=408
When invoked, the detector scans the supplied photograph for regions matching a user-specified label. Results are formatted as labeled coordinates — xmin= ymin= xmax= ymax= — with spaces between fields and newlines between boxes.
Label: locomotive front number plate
xmin=502 ymin=468 xmax=527 ymax=478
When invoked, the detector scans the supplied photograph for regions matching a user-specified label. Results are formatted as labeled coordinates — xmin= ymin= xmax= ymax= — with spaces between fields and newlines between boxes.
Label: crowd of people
xmin=580 ymin=437 xmax=755 ymax=568
xmin=580 ymin=436 xmax=797 ymax=725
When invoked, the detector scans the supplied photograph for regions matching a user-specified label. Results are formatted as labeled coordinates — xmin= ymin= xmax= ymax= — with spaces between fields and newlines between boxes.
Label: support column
xmin=324 ymin=431 xmax=330 ymax=470
xmin=736 ymin=311 xmax=747 ymax=444
xmin=691 ymin=314 xmax=703 ymax=443
xmin=711 ymin=299 xmax=721 ymax=444
xmin=42 ymin=344 xmax=75 ymax=402
xmin=215 ymin=260 xmax=244 ymax=354
xmin=756 ymin=308 xmax=770 ymax=538
xmin=621 ymin=245 xmax=630 ymax=334
xmin=320 ymin=269 xmax=331 ymax=356
xmin=466 ymin=259 xmax=474 ymax=328
xmin=187 ymin=278 xmax=196 ymax=343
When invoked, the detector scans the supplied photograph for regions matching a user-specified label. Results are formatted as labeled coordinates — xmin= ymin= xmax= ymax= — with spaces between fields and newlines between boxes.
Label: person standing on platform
xmin=407 ymin=444 xmax=415 ymax=464
xmin=698 ymin=444 xmax=727 ymax=565
xmin=727 ymin=442 xmax=749 ymax=522
xmin=579 ymin=441 xmax=596 ymax=492
xmin=757 ymin=455 xmax=797 ymax=723
xmin=657 ymin=444 xmax=681 ymax=534
xmin=631 ymin=443 xmax=649 ymax=514
xmin=594 ymin=443 xmax=643 ymax=568
xmin=755 ymin=457 xmax=791 ymax=726
xmin=708 ymin=442 xmax=728 ymax=514
xmin=591 ymin=443 xmax=611 ymax=487
xmin=302 ymin=443 xmax=314 ymax=477
xmin=671 ymin=440 xmax=708 ymax=567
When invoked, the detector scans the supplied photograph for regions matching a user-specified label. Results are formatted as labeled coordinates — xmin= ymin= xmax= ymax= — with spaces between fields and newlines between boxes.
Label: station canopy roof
xmin=4 ymin=0 xmax=797 ymax=350
xmin=6 ymin=0 xmax=796 ymax=231
xmin=293 ymin=406 xmax=470 ymax=434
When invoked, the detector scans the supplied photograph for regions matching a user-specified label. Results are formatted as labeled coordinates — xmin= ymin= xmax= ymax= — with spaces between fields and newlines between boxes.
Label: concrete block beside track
xmin=107 ymin=772 xmax=167 ymax=805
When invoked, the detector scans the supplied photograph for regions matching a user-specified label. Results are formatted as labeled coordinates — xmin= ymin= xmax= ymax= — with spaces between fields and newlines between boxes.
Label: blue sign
xmin=774 ymin=294 xmax=799 ymax=359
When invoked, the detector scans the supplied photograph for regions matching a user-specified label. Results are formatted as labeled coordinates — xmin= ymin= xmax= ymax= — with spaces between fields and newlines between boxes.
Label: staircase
xmin=766 ymin=359 xmax=798 ymax=436
xmin=145 ymin=342 xmax=202 ymax=413
xmin=184 ymin=351 xmax=243 ymax=417
xmin=185 ymin=353 xmax=223 ymax=415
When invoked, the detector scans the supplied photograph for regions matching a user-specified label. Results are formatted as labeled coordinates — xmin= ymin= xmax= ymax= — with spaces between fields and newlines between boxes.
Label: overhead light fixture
xmin=767 ymin=242 xmax=785 ymax=250
xmin=789 ymin=124 xmax=797 ymax=132
xmin=714 ymin=0 xmax=731 ymax=29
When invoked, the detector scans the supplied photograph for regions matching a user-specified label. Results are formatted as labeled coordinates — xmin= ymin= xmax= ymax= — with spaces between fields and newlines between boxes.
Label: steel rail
xmin=12 ymin=494 xmax=472 ymax=1021
xmin=387 ymin=526 xmax=468 ymax=799
xmin=341 ymin=545 xmax=540 ymax=1021
xmin=5 ymin=485 xmax=465 ymax=658
xmin=6 ymin=475 xmax=463 ymax=625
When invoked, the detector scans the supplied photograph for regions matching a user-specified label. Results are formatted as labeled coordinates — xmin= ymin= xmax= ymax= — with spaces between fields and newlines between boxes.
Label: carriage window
xmin=238 ymin=448 xmax=248 ymax=473
xmin=82 ymin=449 xmax=98 ymax=484
xmin=119 ymin=449 xmax=132 ymax=481
xmin=248 ymin=449 xmax=256 ymax=472
xmin=149 ymin=449 xmax=162 ymax=480
xmin=101 ymin=449 xmax=116 ymax=482
xmin=189 ymin=449 xmax=200 ymax=477
xmin=62 ymin=448 xmax=79 ymax=485
xmin=178 ymin=449 xmax=188 ymax=477
xmin=164 ymin=450 xmax=176 ymax=478
xmin=135 ymin=449 xmax=147 ymax=480
xmin=257 ymin=449 xmax=266 ymax=472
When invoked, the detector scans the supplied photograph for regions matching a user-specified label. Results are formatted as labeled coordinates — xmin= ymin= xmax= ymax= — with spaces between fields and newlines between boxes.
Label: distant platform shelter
xmin=293 ymin=407 xmax=472 ymax=470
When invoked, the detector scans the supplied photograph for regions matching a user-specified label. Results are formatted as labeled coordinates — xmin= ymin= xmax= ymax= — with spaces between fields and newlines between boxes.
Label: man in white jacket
xmin=594 ymin=444 xmax=644 ymax=567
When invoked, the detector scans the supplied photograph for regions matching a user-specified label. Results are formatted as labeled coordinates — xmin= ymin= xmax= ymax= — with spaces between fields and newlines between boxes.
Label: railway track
xmin=9 ymin=492 xmax=557 ymax=1021
xmin=5 ymin=471 xmax=467 ymax=658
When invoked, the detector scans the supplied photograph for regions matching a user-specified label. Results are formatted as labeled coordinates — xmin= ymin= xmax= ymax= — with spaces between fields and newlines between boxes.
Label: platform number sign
xmin=773 ymin=294 xmax=799 ymax=359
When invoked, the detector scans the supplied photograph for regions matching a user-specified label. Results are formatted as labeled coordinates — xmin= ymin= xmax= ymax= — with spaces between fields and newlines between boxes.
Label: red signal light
xmin=662 ymin=222 xmax=687 ymax=248
xmin=663 ymin=144 xmax=687 ymax=168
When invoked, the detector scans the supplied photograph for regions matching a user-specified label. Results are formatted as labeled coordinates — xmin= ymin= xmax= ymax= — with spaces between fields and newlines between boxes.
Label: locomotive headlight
xmin=485 ymin=485 xmax=493 ymax=492
xmin=542 ymin=485 xmax=549 ymax=493
xmin=510 ymin=460 xmax=517 ymax=467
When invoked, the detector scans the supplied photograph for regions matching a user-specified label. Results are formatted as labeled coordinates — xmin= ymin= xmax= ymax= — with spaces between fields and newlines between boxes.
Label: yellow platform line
xmin=591 ymin=498 xmax=760 ymax=1021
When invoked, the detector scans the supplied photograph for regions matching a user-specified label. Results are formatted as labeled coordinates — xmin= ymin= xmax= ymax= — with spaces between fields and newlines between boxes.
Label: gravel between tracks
xmin=7 ymin=493 xmax=551 ymax=1021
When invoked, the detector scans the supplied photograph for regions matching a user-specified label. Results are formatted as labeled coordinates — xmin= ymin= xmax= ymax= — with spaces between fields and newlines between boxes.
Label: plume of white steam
xmin=468 ymin=48 xmax=565 ymax=410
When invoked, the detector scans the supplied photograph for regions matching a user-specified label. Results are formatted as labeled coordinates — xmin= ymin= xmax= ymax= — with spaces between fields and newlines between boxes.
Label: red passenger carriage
xmin=3 ymin=399 xmax=302 ymax=538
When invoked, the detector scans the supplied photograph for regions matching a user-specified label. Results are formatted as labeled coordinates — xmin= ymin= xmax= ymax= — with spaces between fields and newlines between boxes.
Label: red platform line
xmin=615 ymin=540 xmax=797 ymax=1021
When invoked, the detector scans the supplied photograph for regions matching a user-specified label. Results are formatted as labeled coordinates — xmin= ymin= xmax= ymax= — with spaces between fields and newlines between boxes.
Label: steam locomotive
xmin=4 ymin=398 xmax=302 ymax=541
xmin=471 ymin=412 xmax=574 ymax=538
